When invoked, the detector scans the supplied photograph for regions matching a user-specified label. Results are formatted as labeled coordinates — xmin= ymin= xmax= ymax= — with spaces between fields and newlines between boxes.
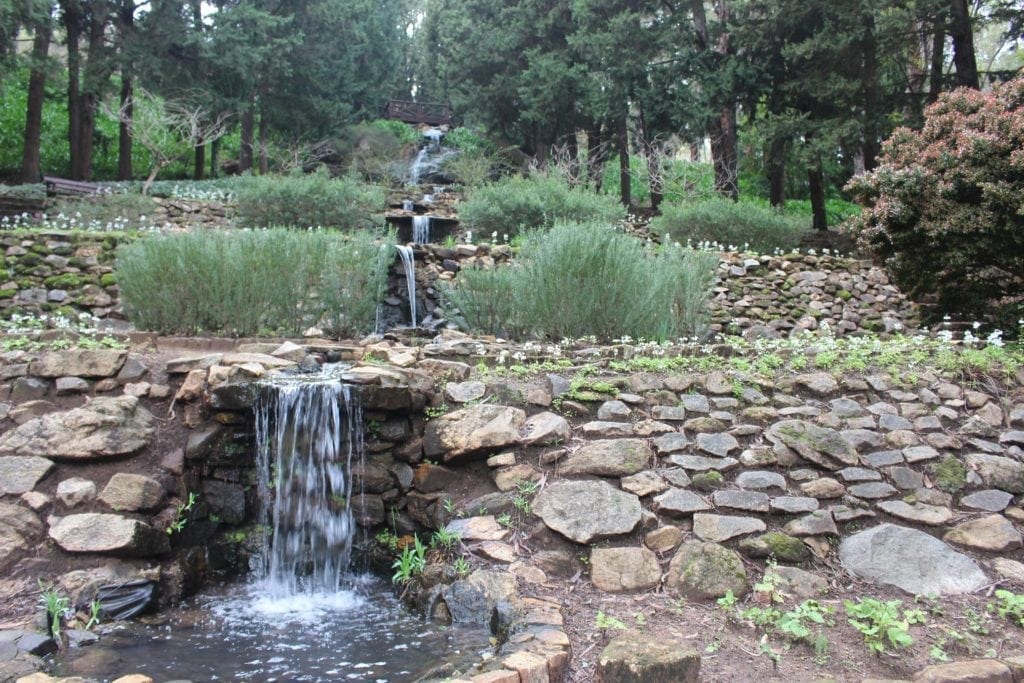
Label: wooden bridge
xmin=383 ymin=100 xmax=451 ymax=127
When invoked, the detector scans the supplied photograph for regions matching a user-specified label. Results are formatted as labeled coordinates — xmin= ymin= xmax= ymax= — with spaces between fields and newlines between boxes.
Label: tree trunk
xmin=808 ymin=160 xmax=827 ymax=231
xmin=77 ymin=92 xmax=96 ymax=181
xmin=258 ymin=109 xmax=269 ymax=175
xmin=637 ymin=106 xmax=662 ymax=212
xmin=117 ymin=75 xmax=133 ymax=180
xmin=586 ymin=125 xmax=606 ymax=192
xmin=861 ymin=10 xmax=880 ymax=172
xmin=767 ymin=136 xmax=786 ymax=207
xmin=20 ymin=7 xmax=53 ymax=183
xmin=928 ymin=18 xmax=945 ymax=103
xmin=194 ymin=142 xmax=205 ymax=180
xmin=709 ymin=107 xmax=738 ymax=200
xmin=63 ymin=0 xmax=82 ymax=179
xmin=950 ymin=0 xmax=979 ymax=89
xmin=239 ymin=97 xmax=254 ymax=173
xmin=616 ymin=112 xmax=630 ymax=209
xmin=210 ymin=137 xmax=220 ymax=178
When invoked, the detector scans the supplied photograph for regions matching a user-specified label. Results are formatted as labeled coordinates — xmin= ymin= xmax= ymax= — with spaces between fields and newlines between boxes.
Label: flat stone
xmin=0 ymin=396 xmax=155 ymax=461
xmin=903 ymin=445 xmax=940 ymax=463
xmin=475 ymin=541 xmax=516 ymax=563
xmin=877 ymin=501 xmax=953 ymax=526
xmin=634 ymin=419 xmax=676 ymax=436
xmin=739 ymin=531 xmax=809 ymax=562
xmin=1000 ymin=430 xmax=1024 ymax=447
xmin=960 ymin=490 xmax=1013 ymax=512
xmin=442 ymin=570 xmax=517 ymax=625
xmin=692 ymin=513 xmax=765 ymax=542
xmin=620 ymin=471 xmax=668 ymax=497
xmin=486 ymin=452 xmax=516 ymax=468
xmin=836 ymin=467 xmax=881 ymax=482
xmin=651 ymin=405 xmax=686 ymax=422
xmin=680 ymin=394 xmax=710 ymax=413
xmin=424 ymin=405 xmax=526 ymax=462
xmin=695 ymin=432 xmax=739 ymax=457
xmin=794 ymin=372 xmax=838 ymax=396
xmin=560 ymin=439 xmax=651 ymax=477
xmin=943 ymin=514 xmax=1022 ymax=552
xmin=645 ymin=525 xmax=684 ymax=553
xmin=770 ymin=496 xmax=820 ymax=514
xmin=666 ymin=541 xmax=748 ymax=599
xmin=493 ymin=463 xmax=540 ymax=492
xmin=712 ymin=490 xmax=770 ymax=513
xmin=662 ymin=469 xmax=691 ymax=488
xmin=597 ymin=634 xmax=701 ymax=682
xmin=879 ymin=414 xmax=913 ymax=431
xmin=445 ymin=380 xmax=486 ymax=403
xmin=684 ymin=416 xmax=727 ymax=433
xmin=830 ymin=397 xmax=865 ymax=418
xmin=668 ymin=455 xmax=739 ymax=472
xmin=990 ymin=558 xmax=1024 ymax=585
xmin=848 ymin=482 xmax=898 ymax=499
xmin=446 ymin=516 xmax=510 ymax=542
xmin=590 ymin=546 xmax=662 ymax=592
xmin=651 ymin=433 xmax=690 ymax=455
xmin=518 ymin=411 xmax=571 ymax=446
xmin=831 ymin=504 xmax=877 ymax=522
xmin=735 ymin=470 xmax=787 ymax=492
xmin=763 ymin=565 xmax=828 ymax=600
xmin=30 ymin=349 xmax=127 ymax=378
xmin=55 ymin=477 xmax=96 ymax=508
xmin=912 ymin=659 xmax=1012 ymax=682
xmin=800 ymin=477 xmax=845 ymax=498
xmin=54 ymin=377 xmax=90 ymax=395
xmin=653 ymin=489 xmax=710 ymax=517
xmin=413 ymin=463 xmax=458 ymax=492
xmin=581 ymin=421 xmax=635 ymax=438
xmin=784 ymin=510 xmax=838 ymax=536
xmin=0 ymin=456 xmax=54 ymax=494
xmin=840 ymin=523 xmax=987 ymax=595
xmin=841 ymin=429 xmax=886 ymax=451
xmin=862 ymin=450 xmax=904 ymax=468
xmin=48 ymin=513 xmax=169 ymax=556
xmin=889 ymin=466 xmax=925 ymax=490
xmin=533 ymin=480 xmax=641 ymax=543
xmin=768 ymin=420 xmax=860 ymax=469
xmin=99 ymin=473 xmax=165 ymax=512
xmin=965 ymin=454 xmax=1024 ymax=493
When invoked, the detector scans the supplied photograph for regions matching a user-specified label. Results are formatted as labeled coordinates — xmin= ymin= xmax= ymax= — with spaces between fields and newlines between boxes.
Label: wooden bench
xmin=43 ymin=176 xmax=101 ymax=196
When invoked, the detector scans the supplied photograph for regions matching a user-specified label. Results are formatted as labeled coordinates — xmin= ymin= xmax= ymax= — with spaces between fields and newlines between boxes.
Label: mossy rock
xmin=67 ymin=257 xmax=90 ymax=269
xmin=43 ymin=273 xmax=82 ymax=289
xmin=931 ymin=455 xmax=967 ymax=493
xmin=739 ymin=532 xmax=809 ymax=563
xmin=15 ymin=277 xmax=37 ymax=289
xmin=99 ymin=273 xmax=117 ymax=287
xmin=29 ymin=244 xmax=50 ymax=255
xmin=16 ymin=253 xmax=41 ymax=267
xmin=0 ymin=268 xmax=9 ymax=281
xmin=0 ymin=288 xmax=16 ymax=300
xmin=836 ymin=289 xmax=853 ymax=301
xmin=691 ymin=471 xmax=725 ymax=491
xmin=666 ymin=541 xmax=748 ymax=600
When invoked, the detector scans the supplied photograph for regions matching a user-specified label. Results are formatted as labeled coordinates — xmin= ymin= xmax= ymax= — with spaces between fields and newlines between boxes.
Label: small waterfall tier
xmin=253 ymin=371 xmax=364 ymax=597
xmin=412 ymin=215 xmax=431 ymax=244
xmin=395 ymin=245 xmax=418 ymax=327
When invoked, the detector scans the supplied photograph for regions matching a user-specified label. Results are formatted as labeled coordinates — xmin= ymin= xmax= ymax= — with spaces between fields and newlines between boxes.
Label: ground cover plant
xmin=441 ymin=221 xmax=717 ymax=341
xmin=116 ymin=227 xmax=393 ymax=336
xmin=846 ymin=74 xmax=1024 ymax=330
xmin=458 ymin=174 xmax=626 ymax=238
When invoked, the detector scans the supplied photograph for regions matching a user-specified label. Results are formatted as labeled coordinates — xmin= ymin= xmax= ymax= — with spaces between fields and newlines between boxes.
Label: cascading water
xmin=253 ymin=372 xmax=363 ymax=597
xmin=395 ymin=244 xmax=418 ymax=327
xmin=412 ymin=215 xmax=431 ymax=245
xmin=408 ymin=130 xmax=454 ymax=185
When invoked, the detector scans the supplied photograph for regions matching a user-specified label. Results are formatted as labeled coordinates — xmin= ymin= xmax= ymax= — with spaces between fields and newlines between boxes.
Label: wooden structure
xmin=383 ymin=100 xmax=452 ymax=127
xmin=43 ymin=176 xmax=101 ymax=196
xmin=0 ymin=194 xmax=45 ymax=221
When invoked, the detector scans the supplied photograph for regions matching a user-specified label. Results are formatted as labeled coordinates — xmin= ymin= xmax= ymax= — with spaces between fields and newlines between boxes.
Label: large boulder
xmin=666 ymin=541 xmax=748 ymax=600
xmin=597 ymin=634 xmax=701 ymax=682
xmin=29 ymin=349 xmax=127 ymax=378
xmin=423 ymin=405 xmax=525 ymax=462
xmin=0 ymin=503 xmax=43 ymax=571
xmin=964 ymin=454 xmax=1024 ymax=493
xmin=766 ymin=420 xmax=859 ymax=469
xmin=839 ymin=523 xmax=987 ymax=595
xmin=534 ymin=480 xmax=641 ymax=544
xmin=48 ymin=513 xmax=169 ymax=556
xmin=0 ymin=396 xmax=155 ymax=461
xmin=442 ymin=569 xmax=518 ymax=624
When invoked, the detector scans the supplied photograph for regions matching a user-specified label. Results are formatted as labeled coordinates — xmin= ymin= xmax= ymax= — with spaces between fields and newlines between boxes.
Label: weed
xmin=595 ymin=611 xmax=628 ymax=631
xmin=166 ymin=492 xmax=197 ymax=535
xmin=844 ymin=597 xmax=926 ymax=654
xmin=84 ymin=600 xmax=102 ymax=631
xmin=391 ymin=535 xmax=427 ymax=585
xmin=38 ymin=580 xmax=70 ymax=640
xmin=989 ymin=589 xmax=1024 ymax=627
xmin=452 ymin=555 xmax=471 ymax=577
xmin=430 ymin=528 xmax=461 ymax=554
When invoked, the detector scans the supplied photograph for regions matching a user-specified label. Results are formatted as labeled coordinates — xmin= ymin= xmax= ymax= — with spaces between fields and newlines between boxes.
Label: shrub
xmin=845 ymin=76 xmax=1024 ymax=328
xmin=117 ymin=228 xmax=393 ymax=336
xmin=233 ymin=168 xmax=386 ymax=229
xmin=459 ymin=174 xmax=626 ymax=238
xmin=649 ymin=198 xmax=808 ymax=253
xmin=441 ymin=221 xmax=717 ymax=341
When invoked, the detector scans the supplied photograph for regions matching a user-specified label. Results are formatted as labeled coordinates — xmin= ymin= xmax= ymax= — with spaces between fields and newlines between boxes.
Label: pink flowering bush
xmin=845 ymin=77 xmax=1024 ymax=328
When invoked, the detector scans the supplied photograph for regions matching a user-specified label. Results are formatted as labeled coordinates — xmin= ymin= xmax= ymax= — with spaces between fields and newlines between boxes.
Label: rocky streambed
xmin=0 ymin=330 xmax=1022 ymax=682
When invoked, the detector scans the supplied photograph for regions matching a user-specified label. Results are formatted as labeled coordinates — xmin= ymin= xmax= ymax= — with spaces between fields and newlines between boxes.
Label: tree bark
xmin=637 ymin=105 xmax=662 ymax=212
xmin=258 ymin=109 xmax=269 ymax=175
xmin=63 ymin=0 xmax=82 ymax=179
xmin=239 ymin=96 xmax=254 ymax=173
xmin=616 ymin=112 xmax=630 ymax=208
xmin=117 ymin=75 xmax=133 ymax=180
xmin=808 ymin=160 xmax=828 ymax=231
xmin=210 ymin=137 xmax=220 ymax=178
xmin=767 ymin=136 xmax=786 ymax=207
xmin=928 ymin=18 xmax=946 ymax=103
xmin=950 ymin=0 xmax=979 ymax=89
xmin=194 ymin=142 xmax=206 ymax=180
xmin=586 ymin=124 xmax=606 ymax=192
xmin=709 ymin=107 xmax=738 ymax=200
xmin=20 ymin=6 xmax=53 ymax=183
xmin=861 ymin=10 xmax=880 ymax=172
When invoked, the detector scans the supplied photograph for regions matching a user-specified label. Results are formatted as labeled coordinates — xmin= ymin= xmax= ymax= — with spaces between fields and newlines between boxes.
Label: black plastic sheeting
xmin=80 ymin=579 xmax=156 ymax=621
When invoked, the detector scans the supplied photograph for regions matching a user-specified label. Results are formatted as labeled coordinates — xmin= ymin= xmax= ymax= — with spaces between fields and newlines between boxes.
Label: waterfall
xmin=395 ymin=245 xmax=417 ymax=327
xmin=424 ymin=128 xmax=443 ymax=149
xmin=402 ymin=199 xmax=414 ymax=212
xmin=412 ymin=216 xmax=431 ymax=245
xmin=253 ymin=374 xmax=364 ymax=597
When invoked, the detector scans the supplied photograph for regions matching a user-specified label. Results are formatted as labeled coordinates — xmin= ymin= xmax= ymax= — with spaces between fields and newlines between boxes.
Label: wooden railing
xmin=383 ymin=100 xmax=452 ymax=126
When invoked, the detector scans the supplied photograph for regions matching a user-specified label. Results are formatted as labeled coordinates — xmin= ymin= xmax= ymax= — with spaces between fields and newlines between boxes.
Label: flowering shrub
xmin=845 ymin=77 xmax=1024 ymax=329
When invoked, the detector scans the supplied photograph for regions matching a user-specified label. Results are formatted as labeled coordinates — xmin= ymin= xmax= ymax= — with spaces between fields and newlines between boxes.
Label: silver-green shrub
xmin=442 ymin=222 xmax=717 ymax=341
xmin=117 ymin=228 xmax=393 ymax=337
xmin=650 ymin=198 xmax=807 ymax=253
xmin=233 ymin=168 xmax=386 ymax=229
xmin=459 ymin=174 xmax=626 ymax=237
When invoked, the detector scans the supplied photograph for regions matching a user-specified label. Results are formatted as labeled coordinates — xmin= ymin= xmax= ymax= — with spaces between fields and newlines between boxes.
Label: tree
xmin=18 ymin=0 xmax=54 ymax=183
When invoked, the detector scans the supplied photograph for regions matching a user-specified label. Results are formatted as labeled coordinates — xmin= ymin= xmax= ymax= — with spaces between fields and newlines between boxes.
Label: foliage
xmin=650 ymin=198 xmax=808 ymax=253
xmin=117 ymin=228 xmax=393 ymax=337
xmin=844 ymin=597 xmax=926 ymax=654
xmin=48 ymin=193 xmax=160 ymax=230
xmin=990 ymin=589 xmax=1024 ymax=627
xmin=458 ymin=174 xmax=626 ymax=237
xmin=846 ymin=76 xmax=1024 ymax=328
xmin=38 ymin=580 xmax=70 ymax=640
xmin=166 ymin=492 xmax=197 ymax=535
xmin=442 ymin=221 xmax=717 ymax=341
xmin=391 ymin=535 xmax=427 ymax=585
xmin=595 ymin=611 xmax=628 ymax=631
xmin=233 ymin=168 xmax=387 ymax=230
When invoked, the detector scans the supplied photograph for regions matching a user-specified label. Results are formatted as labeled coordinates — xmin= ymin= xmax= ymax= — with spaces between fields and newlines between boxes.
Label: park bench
xmin=43 ymin=176 xmax=101 ymax=196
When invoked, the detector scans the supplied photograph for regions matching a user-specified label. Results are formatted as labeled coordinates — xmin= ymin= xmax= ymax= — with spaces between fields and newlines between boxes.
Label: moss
xmin=0 ymin=288 xmax=16 ymax=300
xmin=760 ymin=532 xmax=809 ymax=562
xmin=836 ymin=289 xmax=853 ymax=301
xmin=691 ymin=471 xmax=725 ymax=491
xmin=99 ymin=273 xmax=117 ymax=287
xmin=16 ymin=253 xmax=41 ymax=267
xmin=0 ymin=268 xmax=9 ymax=281
xmin=932 ymin=455 xmax=967 ymax=493
xmin=43 ymin=273 xmax=82 ymax=289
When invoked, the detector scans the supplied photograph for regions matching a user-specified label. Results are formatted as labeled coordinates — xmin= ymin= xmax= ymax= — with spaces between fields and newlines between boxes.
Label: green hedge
xmin=233 ymin=169 xmax=386 ymax=229
xmin=117 ymin=228 xmax=393 ymax=336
